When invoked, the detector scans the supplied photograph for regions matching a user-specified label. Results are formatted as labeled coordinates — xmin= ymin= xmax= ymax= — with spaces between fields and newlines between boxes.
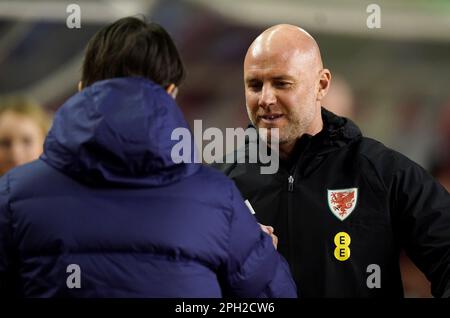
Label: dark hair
xmin=81 ymin=17 xmax=185 ymax=89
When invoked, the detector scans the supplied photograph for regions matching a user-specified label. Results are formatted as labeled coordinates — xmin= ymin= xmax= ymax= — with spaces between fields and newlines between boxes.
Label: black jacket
xmin=213 ymin=108 xmax=450 ymax=298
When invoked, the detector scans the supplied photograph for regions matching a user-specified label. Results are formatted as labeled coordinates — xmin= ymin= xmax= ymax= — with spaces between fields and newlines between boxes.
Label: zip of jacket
xmin=285 ymin=139 xmax=313 ymax=282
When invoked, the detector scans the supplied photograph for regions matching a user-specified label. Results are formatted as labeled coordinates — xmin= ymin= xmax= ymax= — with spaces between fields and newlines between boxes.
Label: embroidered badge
xmin=327 ymin=188 xmax=358 ymax=221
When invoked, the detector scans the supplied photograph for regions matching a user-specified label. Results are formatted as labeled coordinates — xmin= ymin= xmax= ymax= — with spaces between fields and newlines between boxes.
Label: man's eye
xmin=275 ymin=82 xmax=291 ymax=88
xmin=0 ymin=139 xmax=11 ymax=148
xmin=247 ymin=83 xmax=262 ymax=91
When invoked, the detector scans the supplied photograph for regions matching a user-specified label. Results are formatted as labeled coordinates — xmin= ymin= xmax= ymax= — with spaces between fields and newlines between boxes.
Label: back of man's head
xmin=81 ymin=16 xmax=185 ymax=89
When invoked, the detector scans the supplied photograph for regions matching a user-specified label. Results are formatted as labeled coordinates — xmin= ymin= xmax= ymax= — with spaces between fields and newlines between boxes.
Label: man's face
xmin=0 ymin=111 xmax=45 ymax=175
xmin=244 ymin=49 xmax=320 ymax=145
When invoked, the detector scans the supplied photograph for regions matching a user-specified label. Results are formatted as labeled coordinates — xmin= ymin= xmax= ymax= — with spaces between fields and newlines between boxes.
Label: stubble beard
xmin=248 ymin=105 xmax=316 ymax=149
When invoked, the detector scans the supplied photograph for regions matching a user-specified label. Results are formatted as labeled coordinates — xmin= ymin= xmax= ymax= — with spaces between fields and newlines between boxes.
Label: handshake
xmin=245 ymin=200 xmax=278 ymax=249
xmin=260 ymin=224 xmax=278 ymax=249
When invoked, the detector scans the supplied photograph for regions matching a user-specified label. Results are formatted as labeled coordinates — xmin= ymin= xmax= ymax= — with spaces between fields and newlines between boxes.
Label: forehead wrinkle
xmin=245 ymin=49 xmax=311 ymax=82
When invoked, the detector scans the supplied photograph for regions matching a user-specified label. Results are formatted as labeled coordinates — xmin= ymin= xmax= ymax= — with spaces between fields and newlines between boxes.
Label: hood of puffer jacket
xmin=315 ymin=107 xmax=363 ymax=152
xmin=288 ymin=107 xmax=363 ymax=176
xmin=41 ymin=77 xmax=200 ymax=187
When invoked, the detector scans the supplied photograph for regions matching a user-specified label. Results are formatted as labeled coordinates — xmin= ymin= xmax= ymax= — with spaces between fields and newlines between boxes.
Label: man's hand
xmin=259 ymin=224 xmax=278 ymax=249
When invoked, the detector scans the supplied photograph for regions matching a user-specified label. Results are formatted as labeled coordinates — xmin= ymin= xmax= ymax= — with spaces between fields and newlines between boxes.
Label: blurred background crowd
xmin=0 ymin=0 xmax=449 ymax=297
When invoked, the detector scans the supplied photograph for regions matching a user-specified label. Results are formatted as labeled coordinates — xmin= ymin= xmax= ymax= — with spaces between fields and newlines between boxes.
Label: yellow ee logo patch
xmin=334 ymin=232 xmax=351 ymax=261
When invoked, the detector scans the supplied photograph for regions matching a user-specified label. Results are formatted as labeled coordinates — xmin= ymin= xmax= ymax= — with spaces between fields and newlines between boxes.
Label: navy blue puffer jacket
xmin=0 ymin=77 xmax=296 ymax=298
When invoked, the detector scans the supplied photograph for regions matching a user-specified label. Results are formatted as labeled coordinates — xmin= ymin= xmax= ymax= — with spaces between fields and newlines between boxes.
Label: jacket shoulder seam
xmin=357 ymin=142 xmax=391 ymax=193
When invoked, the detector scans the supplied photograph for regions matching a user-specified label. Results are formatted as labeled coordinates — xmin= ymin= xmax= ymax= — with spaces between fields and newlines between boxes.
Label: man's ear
xmin=317 ymin=69 xmax=331 ymax=101
xmin=78 ymin=81 xmax=83 ymax=92
xmin=166 ymin=83 xmax=178 ymax=99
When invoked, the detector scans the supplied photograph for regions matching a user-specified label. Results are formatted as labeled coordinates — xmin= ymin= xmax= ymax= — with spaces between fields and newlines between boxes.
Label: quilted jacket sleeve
xmin=219 ymin=182 xmax=297 ymax=298
xmin=0 ymin=174 xmax=20 ymax=297
xmin=389 ymin=156 xmax=450 ymax=298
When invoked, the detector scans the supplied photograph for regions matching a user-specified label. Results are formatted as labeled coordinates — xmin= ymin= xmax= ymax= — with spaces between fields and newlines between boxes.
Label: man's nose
xmin=258 ymin=84 xmax=276 ymax=109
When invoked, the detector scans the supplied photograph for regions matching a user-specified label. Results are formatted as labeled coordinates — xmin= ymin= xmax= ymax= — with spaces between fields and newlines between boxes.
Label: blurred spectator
xmin=432 ymin=155 xmax=450 ymax=193
xmin=434 ymin=95 xmax=450 ymax=178
xmin=400 ymin=250 xmax=432 ymax=298
xmin=322 ymin=75 xmax=356 ymax=121
xmin=0 ymin=96 xmax=51 ymax=175
xmin=430 ymin=95 xmax=450 ymax=192
xmin=389 ymin=96 xmax=434 ymax=168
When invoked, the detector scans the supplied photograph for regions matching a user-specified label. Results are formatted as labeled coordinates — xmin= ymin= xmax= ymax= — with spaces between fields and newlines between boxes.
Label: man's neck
xmin=279 ymin=141 xmax=297 ymax=160
xmin=280 ymin=115 xmax=324 ymax=160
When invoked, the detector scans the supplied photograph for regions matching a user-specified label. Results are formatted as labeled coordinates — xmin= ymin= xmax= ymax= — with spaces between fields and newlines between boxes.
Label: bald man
xmin=214 ymin=25 xmax=450 ymax=298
